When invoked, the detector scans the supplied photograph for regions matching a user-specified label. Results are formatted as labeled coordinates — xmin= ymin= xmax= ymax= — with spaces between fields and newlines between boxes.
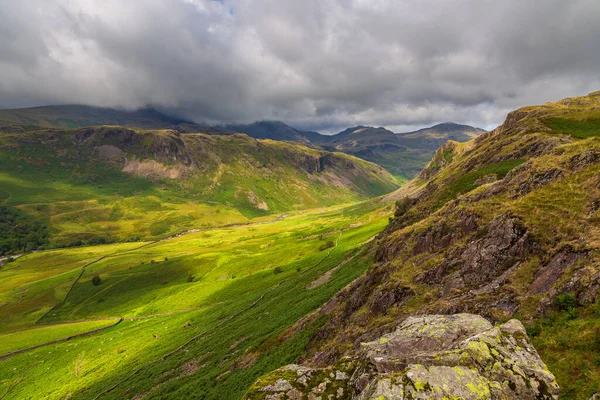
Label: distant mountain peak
xmin=399 ymin=121 xmax=485 ymax=135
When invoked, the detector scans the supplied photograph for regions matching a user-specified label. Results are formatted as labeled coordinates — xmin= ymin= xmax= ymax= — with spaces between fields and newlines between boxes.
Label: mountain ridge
xmin=0 ymin=124 xmax=400 ymax=248
xmin=0 ymin=104 xmax=484 ymax=179
xmin=255 ymin=89 xmax=600 ymax=397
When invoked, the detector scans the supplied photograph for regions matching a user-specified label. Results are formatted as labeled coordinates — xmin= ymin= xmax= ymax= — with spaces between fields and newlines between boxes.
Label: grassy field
xmin=0 ymin=197 xmax=393 ymax=399
xmin=0 ymin=320 xmax=118 ymax=355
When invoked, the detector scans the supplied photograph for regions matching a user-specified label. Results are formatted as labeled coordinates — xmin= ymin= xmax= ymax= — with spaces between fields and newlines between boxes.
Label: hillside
xmin=228 ymin=122 xmax=485 ymax=179
xmin=0 ymin=195 xmax=396 ymax=399
xmin=0 ymin=105 xmax=484 ymax=180
xmin=246 ymin=90 xmax=600 ymax=398
xmin=224 ymin=121 xmax=322 ymax=143
xmin=0 ymin=125 xmax=399 ymax=249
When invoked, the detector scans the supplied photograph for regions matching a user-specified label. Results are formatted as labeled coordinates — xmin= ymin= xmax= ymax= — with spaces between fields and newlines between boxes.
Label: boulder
xmin=244 ymin=314 xmax=558 ymax=399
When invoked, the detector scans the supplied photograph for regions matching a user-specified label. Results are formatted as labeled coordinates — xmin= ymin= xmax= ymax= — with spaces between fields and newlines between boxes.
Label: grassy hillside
xmin=0 ymin=120 xmax=404 ymax=397
xmin=0 ymin=105 xmax=196 ymax=130
xmin=219 ymin=122 xmax=485 ymax=180
xmin=250 ymin=91 xmax=600 ymax=399
xmin=0 ymin=125 xmax=399 ymax=250
xmin=0 ymin=198 xmax=393 ymax=399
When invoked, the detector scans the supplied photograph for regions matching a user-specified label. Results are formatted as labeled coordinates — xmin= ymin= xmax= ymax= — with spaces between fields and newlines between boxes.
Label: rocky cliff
xmin=246 ymin=91 xmax=600 ymax=397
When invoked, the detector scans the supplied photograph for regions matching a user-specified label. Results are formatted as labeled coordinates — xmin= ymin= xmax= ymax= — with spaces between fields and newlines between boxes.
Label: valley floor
xmin=0 ymin=199 xmax=392 ymax=399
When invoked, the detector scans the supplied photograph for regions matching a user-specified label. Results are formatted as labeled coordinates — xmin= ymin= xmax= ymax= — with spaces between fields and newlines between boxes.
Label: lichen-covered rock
xmin=243 ymin=314 xmax=558 ymax=399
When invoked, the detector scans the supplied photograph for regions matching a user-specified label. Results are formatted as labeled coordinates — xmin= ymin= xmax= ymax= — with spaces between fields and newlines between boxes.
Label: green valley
xmin=2 ymin=92 xmax=600 ymax=399
xmin=2 ymin=1 xmax=600 ymax=398
xmin=0 ymin=198 xmax=393 ymax=399
xmin=0 ymin=125 xmax=399 ymax=250
xmin=0 ymin=120 xmax=402 ymax=399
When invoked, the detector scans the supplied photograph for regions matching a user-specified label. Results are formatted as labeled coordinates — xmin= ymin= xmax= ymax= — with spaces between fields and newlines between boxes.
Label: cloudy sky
xmin=1 ymin=0 xmax=599 ymax=133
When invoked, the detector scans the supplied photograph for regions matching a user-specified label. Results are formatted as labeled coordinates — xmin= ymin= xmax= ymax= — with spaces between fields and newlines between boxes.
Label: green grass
xmin=0 ymin=242 xmax=150 ymax=333
xmin=529 ymin=301 xmax=600 ymax=399
xmin=0 ymin=320 xmax=117 ymax=355
xmin=0 ymin=198 xmax=392 ymax=399
xmin=544 ymin=117 xmax=600 ymax=139
xmin=431 ymin=159 xmax=524 ymax=210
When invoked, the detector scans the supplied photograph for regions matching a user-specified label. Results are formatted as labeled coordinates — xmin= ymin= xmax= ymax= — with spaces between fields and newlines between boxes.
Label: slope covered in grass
xmin=0 ymin=198 xmax=393 ymax=399
xmin=0 ymin=125 xmax=399 ymax=249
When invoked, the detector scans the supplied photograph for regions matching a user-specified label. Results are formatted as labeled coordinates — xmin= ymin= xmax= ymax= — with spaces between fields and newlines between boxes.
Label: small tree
xmin=273 ymin=266 xmax=283 ymax=274
xmin=91 ymin=275 xmax=102 ymax=286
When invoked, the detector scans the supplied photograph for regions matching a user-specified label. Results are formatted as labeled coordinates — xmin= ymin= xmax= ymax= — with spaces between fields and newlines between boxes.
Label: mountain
xmin=245 ymin=90 xmax=600 ymax=397
xmin=0 ymin=105 xmax=485 ymax=179
xmin=0 ymin=105 xmax=191 ymax=129
xmin=224 ymin=120 xmax=322 ymax=143
xmin=2 ymin=92 xmax=599 ymax=399
xmin=0 ymin=125 xmax=399 ymax=248
xmin=316 ymin=125 xmax=416 ymax=179
xmin=396 ymin=121 xmax=485 ymax=150
xmin=227 ymin=122 xmax=485 ymax=179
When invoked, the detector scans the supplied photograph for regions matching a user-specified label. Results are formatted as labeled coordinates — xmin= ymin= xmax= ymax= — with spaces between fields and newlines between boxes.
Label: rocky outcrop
xmin=418 ymin=140 xmax=461 ymax=180
xmin=244 ymin=314 xmax=558 ymax=399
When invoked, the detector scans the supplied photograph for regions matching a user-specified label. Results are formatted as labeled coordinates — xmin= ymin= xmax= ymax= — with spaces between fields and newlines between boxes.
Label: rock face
xmin=243 ymin=314 xmax=558 ymax=399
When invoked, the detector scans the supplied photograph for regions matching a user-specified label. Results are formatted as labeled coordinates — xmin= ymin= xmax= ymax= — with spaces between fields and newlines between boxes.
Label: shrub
xmin=565 ymin=308 xmax=579 ymax=320
xmin=91 ymin=275 xmax=102 ymax=286
xmin=273 ymin=266 xmax=283 ymax=274
xmin=187 ymin=275 xmax=195 ymax=283
xmin=0 ymin=206 xmax=49 ymax=255
xmin=526 ymin=322 xmax=542 ymax=338
xmin=319 ymin=240 xmax=335 ymax=251
xmin=553 ymin=292 xmax=577 ymax=311
xmin=394 ymin=197 xmax=414 ymax=217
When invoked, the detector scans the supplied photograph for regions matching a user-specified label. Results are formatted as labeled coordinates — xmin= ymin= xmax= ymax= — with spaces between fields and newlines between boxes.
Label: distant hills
xmin=226 ymin=121 xmax=485 ymax=178
xmin=0 ymin=104 xmax=484 ymax=179
xmin=396 ymin=122 xmax=485 ymax=150
xmin=0 ymin=105 xmax=229 ymax=134
xmin=0 ymin=105 xmax=188 ymax=129
xmin=0 ymin=124 xmax=399 ymax=247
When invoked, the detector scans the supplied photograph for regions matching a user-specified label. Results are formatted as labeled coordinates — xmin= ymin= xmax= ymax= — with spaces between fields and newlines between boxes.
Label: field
xmin=0 ymin=197 xmax=393 ymax=399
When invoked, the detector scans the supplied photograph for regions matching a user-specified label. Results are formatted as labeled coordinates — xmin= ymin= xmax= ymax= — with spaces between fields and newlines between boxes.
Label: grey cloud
xmin=0 ymin=0 xmax=599 ymax=132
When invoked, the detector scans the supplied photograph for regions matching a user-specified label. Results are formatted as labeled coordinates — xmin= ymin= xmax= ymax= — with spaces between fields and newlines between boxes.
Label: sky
xmin=1 ymin=0 xmax=599 ymax=133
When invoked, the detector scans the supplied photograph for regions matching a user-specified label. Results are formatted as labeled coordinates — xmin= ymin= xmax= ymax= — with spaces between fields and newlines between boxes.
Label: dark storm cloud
xmin=0 ymin=0 xmax=599 ymax=132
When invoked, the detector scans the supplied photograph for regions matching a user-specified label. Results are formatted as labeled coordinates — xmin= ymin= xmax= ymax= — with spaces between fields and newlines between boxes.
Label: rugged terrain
xmin=0 ymin=125 xmax=398 ymax=249
xmin=2 ymin=91 xmax=600 ymax=399
xmin=245 ymin=91 xmax=600 ymax=399
xmin=246 ymin=314 xmax=558 ymax=399
xmin=227 ymin=122 xmax=484 ymax=180
xmin=0 ymin=105 xmax=483 ymax=180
